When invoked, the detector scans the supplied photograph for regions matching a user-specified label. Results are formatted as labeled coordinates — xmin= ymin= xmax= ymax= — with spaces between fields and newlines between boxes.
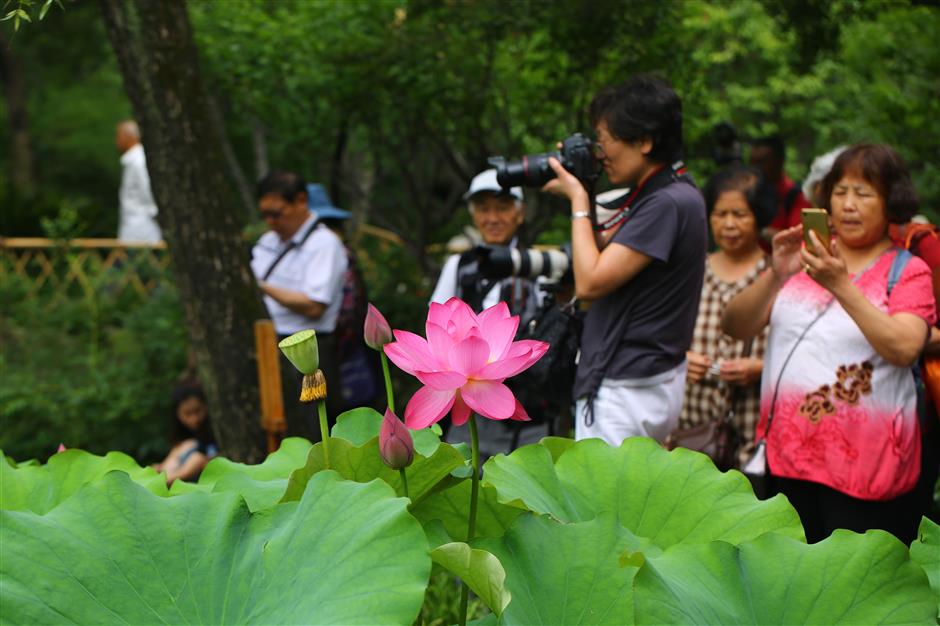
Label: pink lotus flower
xmin=379 ymin=408 xmax=414 ymax=470
xmin=384 ymin=298 xmax=549 ymax=429
xmin=364 ymin=303 xmax=393 ymax=350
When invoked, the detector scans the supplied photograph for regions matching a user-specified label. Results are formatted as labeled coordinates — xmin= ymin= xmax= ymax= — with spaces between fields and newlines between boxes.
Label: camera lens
xmin=492 ymin=153 xmax=559 ymax=188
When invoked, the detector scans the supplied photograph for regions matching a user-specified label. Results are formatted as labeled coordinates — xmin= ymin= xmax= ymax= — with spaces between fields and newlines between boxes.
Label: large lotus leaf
xmin=331 ymin=407 xmax=442 ymax=457
xmin=197 ymin=436 xmax=312 ymax=486
xmin=910 ymin=517 xmax=940 ymax=618
xmin=475 ymin=512 xmax=650 ymax=625
xmin=411 ymin=481 xmax=523 ymax=541
xmin=281 ymin=435 xmax=464 ymax=505
xmin=192 ymin=437 xmax=313 ymax=511
xmin=1 ymin=470 xmax=430 ymax=624
xmin=634 ymin=530 xmax=936 ymax=625
xmin=430 ymin=542 xmax=511 ymax=617
xmin=0 ymin=448 xmax=168 ymax=513
xmin=483 ymin=437 xmax=804 ymax=547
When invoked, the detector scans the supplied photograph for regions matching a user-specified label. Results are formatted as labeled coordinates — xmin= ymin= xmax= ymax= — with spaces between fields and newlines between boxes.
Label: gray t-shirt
xmin=573 ymin=178 xmax=706 ymax=399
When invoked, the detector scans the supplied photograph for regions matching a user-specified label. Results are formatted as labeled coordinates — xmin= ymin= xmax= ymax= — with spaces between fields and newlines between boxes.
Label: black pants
xmin=278 ymin=332 xmax=342 ymax=443
xmin=775 ymin=476 xmax=922 ymax=544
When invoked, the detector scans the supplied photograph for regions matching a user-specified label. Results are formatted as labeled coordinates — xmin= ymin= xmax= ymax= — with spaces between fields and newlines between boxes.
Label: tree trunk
xmin=0 ymin=29 xmax=34 ymax=192
xmin=99 ymin=0 xmax=266 ymax=462
xmin=250 ymin=115 xmax=268 ymax=179
xmin=206 ymin=92 xmax=255 ymax=221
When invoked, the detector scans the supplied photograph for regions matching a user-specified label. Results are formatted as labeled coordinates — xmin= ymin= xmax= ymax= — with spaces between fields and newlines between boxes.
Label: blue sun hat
xmin=307 ymin=183 xmax=352 ymax=220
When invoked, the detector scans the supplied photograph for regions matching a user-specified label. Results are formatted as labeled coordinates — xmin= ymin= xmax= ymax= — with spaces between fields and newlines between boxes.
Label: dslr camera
xmin=488 ymin=133 xmax=600 ymax=190
xmin=473 ymin=244 xmax=571 ymax=283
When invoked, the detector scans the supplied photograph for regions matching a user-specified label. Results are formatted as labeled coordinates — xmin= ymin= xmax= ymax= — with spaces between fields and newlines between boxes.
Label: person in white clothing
xmin=115 ymin=120 xmax=162 ymax=244
xmin=250 ymin=170 xmax=348 ymax=435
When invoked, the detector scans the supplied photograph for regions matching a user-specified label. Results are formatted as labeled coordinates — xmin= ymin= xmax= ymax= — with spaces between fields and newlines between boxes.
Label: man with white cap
xmin=431 ymin=169 xmax=550 ymax=458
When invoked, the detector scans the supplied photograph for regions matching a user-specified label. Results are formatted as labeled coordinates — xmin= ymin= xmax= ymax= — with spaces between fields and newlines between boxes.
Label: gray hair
xmin=803 ymin=145 xmax=847 ymax=206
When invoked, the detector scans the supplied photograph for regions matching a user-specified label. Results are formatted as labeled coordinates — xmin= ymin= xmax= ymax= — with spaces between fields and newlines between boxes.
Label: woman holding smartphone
xmin=722 ymin=143 xmax=934 ymax=543
xmin=679 ymin=165 xmax=776 ymax=466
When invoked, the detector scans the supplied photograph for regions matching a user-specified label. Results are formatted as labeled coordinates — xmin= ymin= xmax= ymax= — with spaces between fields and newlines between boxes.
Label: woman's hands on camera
xmin=543 ymin=156 xmax=589 ymax=207
xmin=720 ymin=357 xmax=762 ymax=386
xmin=801 ymin=229 xmax=849 ymax=294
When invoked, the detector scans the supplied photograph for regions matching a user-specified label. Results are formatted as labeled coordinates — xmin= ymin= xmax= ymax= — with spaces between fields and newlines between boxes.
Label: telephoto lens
xmin=476 ymin=245 xmax=570 ymax=282
xmin=488 ymin=133 xmax=599 ymax=190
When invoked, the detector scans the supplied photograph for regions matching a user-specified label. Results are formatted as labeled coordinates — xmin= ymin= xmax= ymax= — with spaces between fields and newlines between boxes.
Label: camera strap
xmin=595 ymin=160 xmax=689 ymax=233
xmin=262 ymin=217 xmax=320 ymax=281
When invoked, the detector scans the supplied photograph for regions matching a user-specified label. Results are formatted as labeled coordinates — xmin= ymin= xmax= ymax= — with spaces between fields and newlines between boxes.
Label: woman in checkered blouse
xmin=679 ymin=165 xmax=776 ymax=464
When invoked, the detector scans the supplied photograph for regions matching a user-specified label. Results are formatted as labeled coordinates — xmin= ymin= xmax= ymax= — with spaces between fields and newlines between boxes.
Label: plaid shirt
xmin=680 ymin=256 xmax=769 ymax=463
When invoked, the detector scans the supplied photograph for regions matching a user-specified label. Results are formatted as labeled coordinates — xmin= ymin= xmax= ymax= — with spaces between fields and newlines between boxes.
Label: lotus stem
xmin=380 ymin=352 xmax=395 ymax=413
xmin=399 ymin=467 xmax=410 ymax=499
xmin=458 ymin=414 xmax=481 ymax=626
xmin=318 ymin=400 xmax=331 ymax=470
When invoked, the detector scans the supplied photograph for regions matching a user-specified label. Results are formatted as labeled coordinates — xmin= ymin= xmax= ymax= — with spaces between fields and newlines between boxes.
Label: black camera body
xmin=488 ymin=133 xmax=600 ymax=190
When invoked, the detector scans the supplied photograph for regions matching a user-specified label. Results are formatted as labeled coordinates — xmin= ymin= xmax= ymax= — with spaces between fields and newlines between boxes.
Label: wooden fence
xmin=0 ymin=237 xmax=171 ymax=301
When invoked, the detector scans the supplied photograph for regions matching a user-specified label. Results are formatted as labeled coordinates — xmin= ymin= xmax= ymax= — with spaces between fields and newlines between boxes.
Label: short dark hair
xmin=752 ymin=135 xmax=786 ymax=162
xmin=819 ymin=143 xmax=918 ymax=224
xmin=588 ymin=74 xmax=683 ymax=164
xmin=256 ymin=170 xmax=307 ymax=202
xmin=703 ymin=165 xmax=777 ymax=229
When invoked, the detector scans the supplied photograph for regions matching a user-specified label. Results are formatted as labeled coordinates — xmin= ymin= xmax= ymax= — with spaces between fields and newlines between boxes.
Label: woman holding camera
xmin=545 ymin=75 xmax=707 ymax=446
xmin=722 ymin=143 xmax=934 ymax=543
xmin=677 ymin=165 xmax=776 ymax=466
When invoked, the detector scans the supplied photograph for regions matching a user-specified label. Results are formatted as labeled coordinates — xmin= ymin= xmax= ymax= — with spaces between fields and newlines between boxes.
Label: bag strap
xmin=262 ymin=217 xmax=320 ymax=281
xmin=887 ymin=248 xmax=913 ymax=296
xmin=721 ymin=339 xmax=754 ymax=424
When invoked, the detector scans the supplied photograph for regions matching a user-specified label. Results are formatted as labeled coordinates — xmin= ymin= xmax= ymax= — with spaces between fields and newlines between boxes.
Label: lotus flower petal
xmin=404 ymin=386 xmax=456 ymax=430
xmin=452 ymin=392 xmax=472 ymax=427
xmin=510 ymin=399 xmax=532 ymax=422
xmin=384 ymin=330 xmax=436 ymax=375
xmin=415 ymin=370 xmax=467 ymax=391
xmin=426 ymin=321 xmax=455 ymax=359
xmin=460 ymin=380 xmax=516 ymax=420
xmin=451 ymin=335 xmax=490 ymax=377
xmin=477 ymin=348 xmax=536 ymax=380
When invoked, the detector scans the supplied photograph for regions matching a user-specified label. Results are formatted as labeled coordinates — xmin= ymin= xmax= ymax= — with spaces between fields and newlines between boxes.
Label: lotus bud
xmin=300 ymin=369 xmax=327 ymax=403
xmin=379 ymin=408 xmax=414 ymax=470
xmin=364 ymin=303 xmax=393 ymax=351
xmin=56 ymin=443 xmax=66 ymax=453
xmin=278 ymin=329 xmax=319 ymax=375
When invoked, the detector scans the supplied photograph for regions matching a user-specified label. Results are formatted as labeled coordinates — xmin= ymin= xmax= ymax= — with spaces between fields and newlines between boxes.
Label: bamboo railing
xmin=0 ymin=237 xmax=171 ymax=301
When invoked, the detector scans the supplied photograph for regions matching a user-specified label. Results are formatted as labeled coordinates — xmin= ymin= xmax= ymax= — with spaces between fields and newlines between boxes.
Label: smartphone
xmin=801 ymin=208 xmax=830 ymax=252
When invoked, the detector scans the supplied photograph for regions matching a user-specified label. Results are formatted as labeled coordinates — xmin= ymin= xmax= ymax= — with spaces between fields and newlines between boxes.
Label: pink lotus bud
xmin=379 ymin=408 xmax=414 ymax=470
xmin=56 ymin=443 xmax=67 ymax=453
xmin=364 ymin=303 xmax=393 ymax=351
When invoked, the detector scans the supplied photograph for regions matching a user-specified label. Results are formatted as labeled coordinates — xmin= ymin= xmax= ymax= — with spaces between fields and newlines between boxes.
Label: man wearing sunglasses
xmin=251 ymin=170 xmax=348 ymax=435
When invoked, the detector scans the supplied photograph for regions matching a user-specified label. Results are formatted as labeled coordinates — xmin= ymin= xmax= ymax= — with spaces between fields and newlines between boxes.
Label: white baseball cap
xmin=463 ymin=169 xmax=523 ymax=202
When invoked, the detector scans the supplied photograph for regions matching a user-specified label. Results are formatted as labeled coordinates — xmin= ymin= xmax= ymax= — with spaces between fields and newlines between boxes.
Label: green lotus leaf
xmin=198 ymin=436 xmax=312 ymax=487
xmin=281 ymin=435 xmax=463 ymax=505
xmin=910 ymin=517 xmax=940 ymax=618
xmin=332 ymin=407 xmax=441 ymax=457
xmin=0 ymin=470 xmax=430 ymax=624
xmin=475 ymin=512 xmax=647 ymax=624
xmin=431 ymin=542 xmax=511 ymax=617
xmin=634 ymin=530 xmax=936 ymax=624
xmin=0 ymin=448 xmax=168 ymax=513
xmin=483 ymin=437 xmax=804 ymax=547
xmin=411 ymin=481 xmax=523 ymax=541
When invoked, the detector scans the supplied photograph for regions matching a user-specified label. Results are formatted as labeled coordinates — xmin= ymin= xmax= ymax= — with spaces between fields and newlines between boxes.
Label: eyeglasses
xmin=259 ymin=206 xmax=286 ymax=220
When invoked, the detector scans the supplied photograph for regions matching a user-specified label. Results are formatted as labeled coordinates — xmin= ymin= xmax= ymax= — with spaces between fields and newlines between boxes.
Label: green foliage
xmin=1 ymin=471 xmax=431 ymax=624
xmin=633 ymin=530 xmax=936 ymax=624
xmin=483 ymin=437 xmax=804 ymax=545
xmin=910 ymin=517 xmax=940 ymax=619
xmin=1 ymin=435 xmax=934 ymax=624
xmin=0 ymin=268 xmax=188 ymax=463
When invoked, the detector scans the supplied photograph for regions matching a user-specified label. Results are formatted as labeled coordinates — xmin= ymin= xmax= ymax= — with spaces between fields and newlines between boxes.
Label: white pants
xmin=575 ymin=360 xmax=687 ymax=446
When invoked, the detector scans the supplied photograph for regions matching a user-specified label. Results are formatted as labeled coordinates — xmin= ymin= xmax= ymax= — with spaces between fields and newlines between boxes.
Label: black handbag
xmin=507 ymin=295 xmax=582 ymax=420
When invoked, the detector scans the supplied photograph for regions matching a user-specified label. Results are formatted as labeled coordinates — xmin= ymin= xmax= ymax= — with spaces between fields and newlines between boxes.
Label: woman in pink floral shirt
xmin=723 ymin=144 xmax=934 ymax=543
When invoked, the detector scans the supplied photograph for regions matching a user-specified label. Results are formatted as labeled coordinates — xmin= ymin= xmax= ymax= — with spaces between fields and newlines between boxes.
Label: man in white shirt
xmin=251 ymin=171 xmax=348 ymax=432
xmin=115 ymin=120 xmax=162 ymax=244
